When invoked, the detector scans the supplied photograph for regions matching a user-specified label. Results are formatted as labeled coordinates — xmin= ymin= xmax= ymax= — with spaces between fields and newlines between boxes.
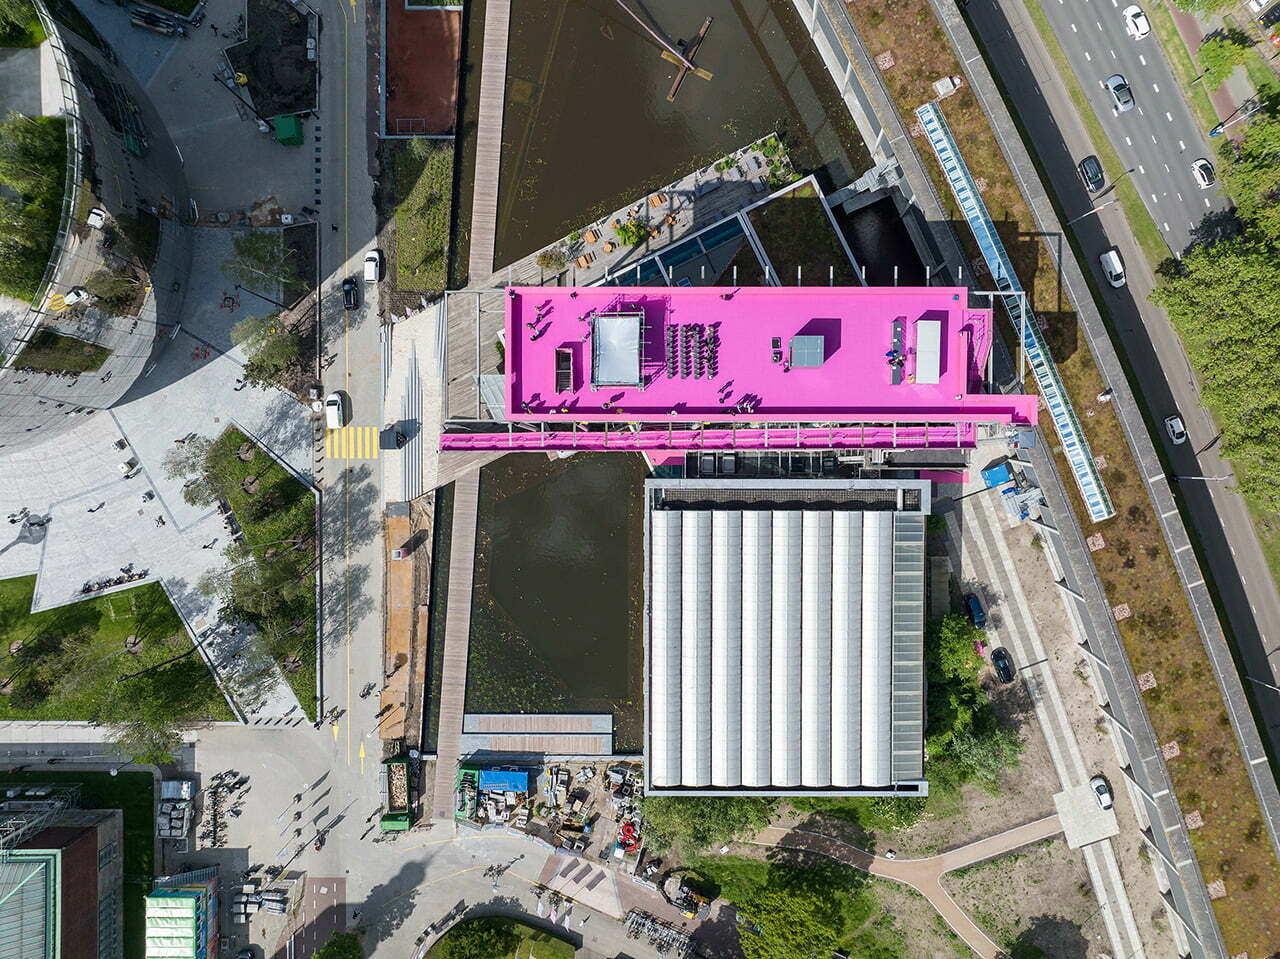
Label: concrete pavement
xmin=966 ymin=0 xmax=1280 ymax=850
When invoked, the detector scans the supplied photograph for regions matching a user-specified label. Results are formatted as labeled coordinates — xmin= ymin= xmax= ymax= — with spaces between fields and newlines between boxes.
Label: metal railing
xmin=916 ymin=101 xmax=1113 ymax=522
xmin=1 ymin=0 xmax=85 ymax=368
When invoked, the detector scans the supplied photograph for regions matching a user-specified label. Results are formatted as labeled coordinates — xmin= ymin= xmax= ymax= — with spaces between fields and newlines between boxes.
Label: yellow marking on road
xmin=47 ymin=294 xmax=68 ymax=312
xmin=325 ymin=427 xmax=379 ymax=459
xmin=358 ymin=740 xmax=365 ymax=774
xmin=331 ymin=720 xmax=339 ymax=741
xmin=343 ymin=0 xmax=352 ymax=769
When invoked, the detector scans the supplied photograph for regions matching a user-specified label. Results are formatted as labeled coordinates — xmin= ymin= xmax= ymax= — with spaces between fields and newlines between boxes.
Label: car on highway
xmin=1099 ymin=248 xmax=1127 ymax=288
xmin=1103 ymin=74 xmax=1136 ymax=114
xmin=364 ymin=249 xmax=382 ymax=283
xmin=1247 ymin=0 xmax=1271 ymax=12
xmin=1191 ymin=158 xmax=1216 ymax=189
xmin=1090 ymin=775 xmax=1115 ymax=810
xmin=964 ymin=592 xmax=987 ymax=629
xmin=324 ymin=391 xmax=347 ymax=429
xmin=991 ymin=647 xmax=1016 ymax=684
xmin=1121 ymin=4 xmax=1151 ymax=39
xmin=1164 ymin=414 xmax=1188 ymax=445
xmin=1077 ymin=155 xmax=1105 ymax=193
xmin=341 ymin=276 xmax=359 ymax=310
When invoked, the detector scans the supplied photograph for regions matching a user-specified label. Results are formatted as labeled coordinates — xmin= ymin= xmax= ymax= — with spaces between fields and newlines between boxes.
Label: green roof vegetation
xmin=393 ymin=139 xmax=454 ymax=292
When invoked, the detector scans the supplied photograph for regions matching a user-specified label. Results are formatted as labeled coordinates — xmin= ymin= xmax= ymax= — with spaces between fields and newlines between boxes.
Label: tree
xmin=1171 ymin=0 xmax=1229 ymax=13
xmin=614 ymin=218 xmax=649 ymax=246
xmin=231 ymin=312 xmax=301 ymax=389
xmin=162 ymin=435 xmax=219 ymax=507
xmin=639 ymin=796 xmax=776 ymax=852
xmin=311 ymin=931 xmax=363 ymax=959
xmin=1216 ymin=113 xmax=1280 ymax=240
xmin=110 ymin=718 xmax=182 ymax=764
xmin=430 ymin=921 xmax=517 ymax=959
xmin=220 ymin=230 xmax=299 ymax=293
xmin=83 ymin=268 xmax=142 ymax=314
xmin=535 ymin=247 xmax=566 ymax=272
xmin=736 ymin=888 xmax=840 ymax=959
xmin=928 ymin=614 xmax=983 ymax=683
xmin=0 ymin=113 xmax=64 ymax=198
xmin=947 ymin=722 xmax=1023 ymax=793
xmin=1197 ymin=32 xmax=1252 ymax=91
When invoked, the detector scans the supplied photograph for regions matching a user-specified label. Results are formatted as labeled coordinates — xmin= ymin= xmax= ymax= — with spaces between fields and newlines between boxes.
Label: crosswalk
xmin=326 ymin=426 xmax=380 ymax=460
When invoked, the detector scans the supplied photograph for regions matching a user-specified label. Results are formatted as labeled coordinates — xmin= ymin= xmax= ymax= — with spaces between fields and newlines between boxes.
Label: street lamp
xmin=1246 ymin=675 xmax=1280 ymax=695
xmin=1210 ymin=100 xmax=1264 ymax=137
xmin=1066 ymin=197 xmax=1121 ymax=226
xmin=1172 ymin=474 xmax=1233 ymax=481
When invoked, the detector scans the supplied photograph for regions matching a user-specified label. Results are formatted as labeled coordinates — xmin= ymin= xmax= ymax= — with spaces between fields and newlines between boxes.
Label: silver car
xmin=1104 ymin=74 xmax=1135 ymax=114
xmin=1090 ymin=775 xmax=1114 ymax=810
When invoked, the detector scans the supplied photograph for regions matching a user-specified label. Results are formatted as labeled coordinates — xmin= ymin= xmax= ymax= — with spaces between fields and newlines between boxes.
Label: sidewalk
xmin=1167 ymin=3 xmax=1258 ymax=134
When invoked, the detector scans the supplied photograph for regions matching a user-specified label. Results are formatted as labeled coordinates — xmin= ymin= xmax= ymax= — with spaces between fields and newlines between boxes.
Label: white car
xmin=363 ymin=249 xmax=382 ymax=283
xmin=1191 ymin=158 xmax=1215 ymax=189
xmin=1122 ymin=4 xmax=1151 ymax=38
xmin=86 ymin=207 xmax=107 ymax=229
xmin=1090 ymin=775 xmax=1114 ymax=810
xmin=1247 ymin=0 xmax=1271 ymax=13
xmin=1099 ymin=248 xmax=1126 ymax=288
xmin=64 ymin=286 xmax=90 ymax=305
xmin=324 ymin=391 xmax=347 ymax=429
xmin=1164 ymin=415 xmax=1188 ymax=445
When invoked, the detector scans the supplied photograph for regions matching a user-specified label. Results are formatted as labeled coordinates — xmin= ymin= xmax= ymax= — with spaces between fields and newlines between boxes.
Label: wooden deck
xmin=429 ymin=470 xmax=480 ymax=821
xmin=467 ymin=0 xmax=510 ymax=282
xmin=379 ymin=510 xmax=414 ymax=741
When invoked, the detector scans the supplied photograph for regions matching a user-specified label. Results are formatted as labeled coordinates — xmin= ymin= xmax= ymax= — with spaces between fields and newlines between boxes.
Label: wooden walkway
xmin=467 ymin=0 xmax=510 ymax=282
xmin=429 ymin=470 xmax=481 ymax=822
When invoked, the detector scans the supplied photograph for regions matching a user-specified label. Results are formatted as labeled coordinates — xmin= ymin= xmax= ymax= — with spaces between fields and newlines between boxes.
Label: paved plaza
xmin=0 ymin=228 xmax=314 ymax=721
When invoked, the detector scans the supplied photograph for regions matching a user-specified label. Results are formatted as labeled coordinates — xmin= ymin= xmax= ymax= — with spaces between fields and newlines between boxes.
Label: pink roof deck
xmin=503 ymin=286 xmax=1035 ymax=427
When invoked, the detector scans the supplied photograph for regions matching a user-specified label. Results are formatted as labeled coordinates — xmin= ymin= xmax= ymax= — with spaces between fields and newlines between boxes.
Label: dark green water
xmin=465 ymin=453 xmax=648 ymax=752
xmin=493 ymin=0 xmax=872 ymax=265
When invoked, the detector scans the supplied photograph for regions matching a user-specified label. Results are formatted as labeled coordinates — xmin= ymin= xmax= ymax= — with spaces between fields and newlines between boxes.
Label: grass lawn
xmin=18 ymin=327 xmax=111 ymax=372
xmin=747 ymin=181 xmax=859 ymax=285
xmin=426 ymin=917 xmax=573 ymax=958
xmin=0 ymin=576 xmax=231 ymax=722
xmin=1018 ymin=0 xmax=1170 ymax=269
xmin=844 ymin=0 xmax=1280 ymax=952
xmin=393 ymin=140 xmax=454 ymax=292
xmin=211 ymin=428 xmax=317 ymax=718
xmin=0 ymin=116 xmax=66 ymax=303
xmin=0 ymin=770 xmax=155 ymax=959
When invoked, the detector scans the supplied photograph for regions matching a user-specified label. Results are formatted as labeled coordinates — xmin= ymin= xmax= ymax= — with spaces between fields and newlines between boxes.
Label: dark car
xmin=963 ymin=592 xmax=987 ymax=629
xmin=1077 ymin=155 xmax=1105 ymax=193
xmin=341 ymin=276 xmax=358 ymax=310
xmin=991 ymin=647 xmax=1016 ymax=684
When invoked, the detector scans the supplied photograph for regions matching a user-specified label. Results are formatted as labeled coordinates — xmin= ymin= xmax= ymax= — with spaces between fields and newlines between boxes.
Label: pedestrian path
xmin=751 ymin=815 xmax=1063 ymax=959
xmin=326 ymin=426 xmax=381 ymax=460
xmin=467 ymin=0 xmax=510 ymax=281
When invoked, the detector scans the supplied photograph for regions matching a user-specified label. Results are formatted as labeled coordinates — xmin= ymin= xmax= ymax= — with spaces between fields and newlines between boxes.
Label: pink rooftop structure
xmin=440 ymin=286 xmax=1037 ymax=453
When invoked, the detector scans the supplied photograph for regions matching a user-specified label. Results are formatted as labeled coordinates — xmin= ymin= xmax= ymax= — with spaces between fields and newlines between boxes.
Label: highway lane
xmin=965 ymin=0 xmax=1280 ymax=762
xmin=1030 ymin=0 xmax=1232 ymax=253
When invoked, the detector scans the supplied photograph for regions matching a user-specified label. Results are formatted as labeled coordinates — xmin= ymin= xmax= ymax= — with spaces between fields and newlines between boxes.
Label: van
xmin=363 ymin=250 xmax=382 ymax=283
xmin=1099 ymin=248 xmax=1126 ymax=288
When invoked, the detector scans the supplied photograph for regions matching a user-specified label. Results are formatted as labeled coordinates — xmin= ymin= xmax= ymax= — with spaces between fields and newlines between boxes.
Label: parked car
xmin=1164 ymin=414 xmax=1188 ymax=445
xmin=63 ymin=286 xmax=89 ymax=305
xmin=1103 ymin=74 xmax=1135 ymax=114
xmin=1191 ymin=158 xmax=1216 ymax=189
xmin=341 ymin=276 xmax=359 ymax=310
xmin=991 ymin=647 xmax=1016 ymax=684
xmin=1247 ymin=0 xmax=1271 ymax=13
xmin=1090 ymin=775 xmax=1115 ymax=809
xmin=1121 ymin=4 xmax=1151 ymax=38
xmin=363 ymin=249 xmax=383 ymax=283
xmin=1099 ymin=247 xmax=1126 ymax=288
xmin=324 ymin=391 xmax=347 ymax=429
xmin=1077 ymin=155 xmax=1105 ymax=193
xmin=964 ymin=592 xmax=987 ymax=629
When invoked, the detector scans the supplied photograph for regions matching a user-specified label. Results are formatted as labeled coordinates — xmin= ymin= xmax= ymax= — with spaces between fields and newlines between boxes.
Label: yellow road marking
xmin=331 ymin=720 xmax=339 ymax=741
xmin=358 ymin=740 xmax=366 ymax=774
xmin=325 ymin=427 xmax=379 ymax=459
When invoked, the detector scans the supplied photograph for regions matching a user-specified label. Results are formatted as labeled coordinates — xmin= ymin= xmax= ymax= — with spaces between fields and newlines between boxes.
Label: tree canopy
xmin=1197 ymin=33 xmax=1251 ymax=91
xmin=428 ymin=922 xmax=517 ymax=959
xmin=231 ymin=312 xmax=302 ymax=389
xmin=221 ymin=230 xmax=300 ymax=293
xmin=311 ymin=931 xmax=363 ymax=959
xmin=639 ymin=795 xmax=777 ymax=853
xmin=737 ymin=888 xmax=840 ymax=959
xmin=1216 ymin=112 xmax=1280 ymax=241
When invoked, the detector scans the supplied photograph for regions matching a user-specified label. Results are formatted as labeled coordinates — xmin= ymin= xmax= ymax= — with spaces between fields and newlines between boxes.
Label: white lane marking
xmin=1110 ymin=48 xmax=1117 ymax=58
xmin=1153 ymin=82 xmax=1160 ymax=92
xmin=1151 ymin=193 xmax=1158 ymax=202
xmin=1085 ymin=50 xmax=1092 ymax=61
xmin=1137 ymin=106 xmax=1145 ymax=115
xmin=1188 ymin=220 xmax=1195 ymax=230
xmin=1162 ymin=221 xmax=1170 ymax=230
xmin=1111 ymin=0 xmax=1118 ymax=6
xmin=1139 ymin=53 xmax=1146 ymax=65
xmin=1151 ymin=134 xmax=1158 ymax=144
xmin=1179 ymin=139 xmax=1186 ymax=150
xmin=1137 ymin=163 xmax=1144 ymax=173
xmin=1072 ymin=21 xmax=1078 ymax=30
xmin=1163 ymin=162 xmax=1170 ymax=172
xmin=1166 ymin=111 xmax=1173 ymax=121
xmin=1096 ymin=19 xmax=1103 ymax=29
xmin=1203 ymin=197 xmax=1211 ymax=208
xmin=1125 ymin=136 xmax=1132 ymax=145
xmin=1176 ymin=191 xmax=1183 ymax=201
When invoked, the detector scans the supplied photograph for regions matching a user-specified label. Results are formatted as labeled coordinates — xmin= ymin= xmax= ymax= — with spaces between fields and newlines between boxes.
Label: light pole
xmin=1210 ymin=100 xmax=1264 ymax=137
xmin=1246 ymin=675 xmax=1280 ymax=695
xmin=1172 ymin=474 xmax=1233 ymax=481
xmin=1066 ymin=197 xmax=1120 ymax=226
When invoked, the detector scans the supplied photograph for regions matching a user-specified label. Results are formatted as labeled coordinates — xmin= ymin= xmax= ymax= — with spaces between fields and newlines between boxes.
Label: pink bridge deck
xmin=441 ymin=286 xmax=1035 ymax=452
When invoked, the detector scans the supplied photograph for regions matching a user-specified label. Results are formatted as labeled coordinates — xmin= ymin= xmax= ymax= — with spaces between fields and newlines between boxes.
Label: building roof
xmin=504 ymin=286 xmax=1034 ymax=427
xmin=0 ymin=851 xmax=57 ymax=959
xmin=644 ymin=480 xmax=927 ymax=795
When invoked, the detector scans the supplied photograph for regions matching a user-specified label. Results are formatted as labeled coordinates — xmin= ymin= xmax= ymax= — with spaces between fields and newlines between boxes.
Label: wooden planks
xmin=429 ymin=471 xmax=481 ymax=821
xmin=467 ymin=0 xmax=511 ymax=282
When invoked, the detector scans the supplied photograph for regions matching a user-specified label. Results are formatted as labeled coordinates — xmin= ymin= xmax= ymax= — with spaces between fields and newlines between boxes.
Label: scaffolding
xmin=0 ymin=784 xmax=82 ymax=859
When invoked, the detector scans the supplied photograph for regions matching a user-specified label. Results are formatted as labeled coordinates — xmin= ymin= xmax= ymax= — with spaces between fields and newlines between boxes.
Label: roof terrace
xmin=504 ymin=286 xmax=1035 ymax=427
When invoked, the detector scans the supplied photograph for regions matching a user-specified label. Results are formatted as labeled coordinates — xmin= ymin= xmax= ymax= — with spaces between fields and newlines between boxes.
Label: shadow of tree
xmin=1008 ymin=913 xmax=1089 ymax=959
xmin=360 ymin=860 xmax=426 ymax=948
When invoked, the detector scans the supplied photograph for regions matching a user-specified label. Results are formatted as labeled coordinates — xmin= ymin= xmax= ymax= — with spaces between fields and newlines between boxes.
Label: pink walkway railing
xmin=440 ymin=423 xmax=978 ymax=451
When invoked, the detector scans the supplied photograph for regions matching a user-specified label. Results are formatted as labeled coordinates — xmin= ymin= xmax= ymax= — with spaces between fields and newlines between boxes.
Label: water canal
xmin=476 ymin=0 xmax=873 ymax=268
xmin=463 ymin=453 xmax=648 ymax=752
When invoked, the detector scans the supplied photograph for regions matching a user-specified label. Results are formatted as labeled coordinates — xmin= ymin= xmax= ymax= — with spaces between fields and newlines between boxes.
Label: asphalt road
xmin=1028 ymin=0 xmax=1232 ymax=253
xmin=966 ymin=0 xmax=1280 ymax=759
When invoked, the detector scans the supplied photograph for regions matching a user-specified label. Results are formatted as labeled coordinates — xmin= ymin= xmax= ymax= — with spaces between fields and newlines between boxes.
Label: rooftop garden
xmin=842 ymin=0 xmax=1280 ymax=951
xmin=0 ymin=114 xmax=67 ymax=302
xmin=746 ymin=180 xmax=860 ymax=285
